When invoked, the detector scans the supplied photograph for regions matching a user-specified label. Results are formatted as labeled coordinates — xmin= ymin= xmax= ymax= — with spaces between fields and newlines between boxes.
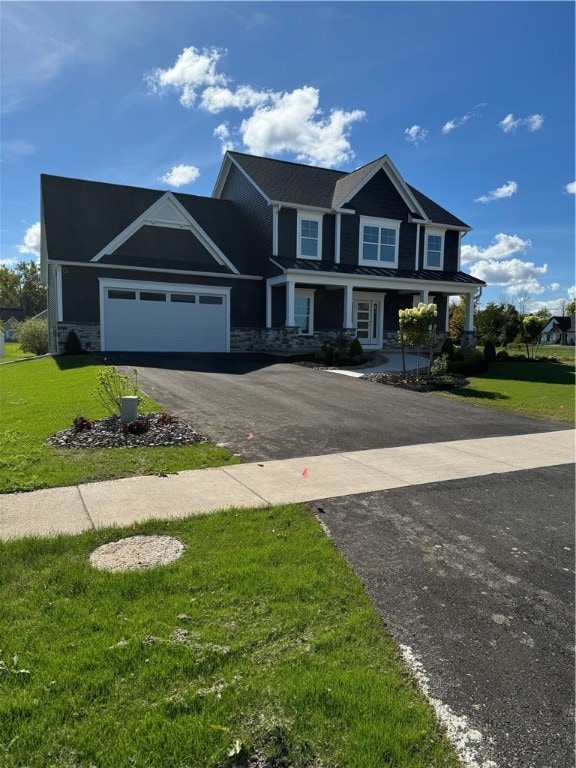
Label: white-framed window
xmin=297 ymin=212 xmax=323 ymax=260
xmin=294 ymin=288 xmax=315 ymax=335
xmin=359 ymin=217 xmax=400 ymax=267
xmin=424 ymin=228 xmax=445 ymax=270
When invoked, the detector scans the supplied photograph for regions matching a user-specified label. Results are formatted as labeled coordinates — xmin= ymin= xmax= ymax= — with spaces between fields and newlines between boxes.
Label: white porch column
xmin=414 ymin=289 xmax=429 ymax=307
xmin=266 ymin=281 xmax=272 ymax=328
xmin=286 ymin=280 xmax=295 ymax=326
xmin=344 ymin=284 xmax=354 ymax=328
xmin=464 ymin=292 xmax=474 ymax=331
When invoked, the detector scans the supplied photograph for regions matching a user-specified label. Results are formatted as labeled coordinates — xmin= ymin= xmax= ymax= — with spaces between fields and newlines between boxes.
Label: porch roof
xmin=272 ymin=256 xmax=485 ymax=285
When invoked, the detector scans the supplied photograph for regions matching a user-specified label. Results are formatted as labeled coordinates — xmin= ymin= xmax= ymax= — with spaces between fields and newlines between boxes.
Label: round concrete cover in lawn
xmin=90 ymin=535 xmax=185 ymax=572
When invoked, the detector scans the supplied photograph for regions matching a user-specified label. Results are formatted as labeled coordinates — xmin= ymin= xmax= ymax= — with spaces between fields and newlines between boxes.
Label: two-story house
xmin=40 ymin=151 xmax=484 ymax=354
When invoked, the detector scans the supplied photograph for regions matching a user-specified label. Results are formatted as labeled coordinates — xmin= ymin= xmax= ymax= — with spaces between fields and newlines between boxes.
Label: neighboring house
xmin=40 ymin=152 xmax=484 ymax=354
xmin=0 ymin=308 xmax=25 ymax=341
xmin=540 ymin=315 xmax=575 ymax=345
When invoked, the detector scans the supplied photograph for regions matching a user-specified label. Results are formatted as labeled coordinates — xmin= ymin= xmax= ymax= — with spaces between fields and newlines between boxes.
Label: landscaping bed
xmin=362 ymin=371 xmax=469 ymax=392
xmin=46 ymin=412 xmax=209 ymax=449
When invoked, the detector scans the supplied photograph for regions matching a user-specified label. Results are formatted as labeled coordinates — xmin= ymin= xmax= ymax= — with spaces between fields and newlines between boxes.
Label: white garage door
xmin=101 ymin=281 xmax=229 ymax=352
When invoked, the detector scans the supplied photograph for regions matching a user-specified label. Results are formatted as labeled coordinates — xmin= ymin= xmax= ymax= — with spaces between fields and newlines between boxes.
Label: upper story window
xmin=424 ymin=229 xmax=445 ymax=270
xmin=359 ymin=217 xmax=400 ymax=267
xmin=297 ymin=212 xmax=323 ymax=260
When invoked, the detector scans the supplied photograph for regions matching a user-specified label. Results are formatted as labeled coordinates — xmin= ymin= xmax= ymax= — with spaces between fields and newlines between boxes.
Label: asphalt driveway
xmin=102 ymin=352 xmax=570 ymax=461
xmin=101 ymin=352 xmax=575 ymax=766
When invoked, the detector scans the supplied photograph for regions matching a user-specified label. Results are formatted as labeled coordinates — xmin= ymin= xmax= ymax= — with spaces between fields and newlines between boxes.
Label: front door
xmin=353 ymin=297 xmax=382 ymax=348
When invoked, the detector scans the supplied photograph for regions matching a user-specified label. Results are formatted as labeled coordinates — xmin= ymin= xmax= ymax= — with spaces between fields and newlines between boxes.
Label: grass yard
xmin=0 ymin=507 xmax=461 ymax=768
xmin=0 ymin=355 xmax=237 ymax=493
xmin=437 ymin=350 xmax=575 ymax=422
xmin=0 ymin=341 xmax=35 ymax=363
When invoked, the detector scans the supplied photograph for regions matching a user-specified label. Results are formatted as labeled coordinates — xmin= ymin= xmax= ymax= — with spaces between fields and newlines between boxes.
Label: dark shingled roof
xmin=272 ymin=256 xmax=485 ymax=284
xmin=41 ymin=175 xmax=249 ymax=269
xmin=228 ymin=152 xmax=470 ymax=229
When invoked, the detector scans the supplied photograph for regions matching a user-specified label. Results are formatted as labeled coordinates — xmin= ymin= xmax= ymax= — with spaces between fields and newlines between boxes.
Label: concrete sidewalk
xmin=1 ymin=429 xmax=573 ymax=541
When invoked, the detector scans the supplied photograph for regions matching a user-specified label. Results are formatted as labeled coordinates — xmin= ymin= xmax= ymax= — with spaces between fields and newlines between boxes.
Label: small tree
xmin=18 ymin=318 xmax=48 ymax=356
xmin=398 ymin=303 xmax=438 ymax=377
xmin=522 ymin=315 xmax=544 ymax=359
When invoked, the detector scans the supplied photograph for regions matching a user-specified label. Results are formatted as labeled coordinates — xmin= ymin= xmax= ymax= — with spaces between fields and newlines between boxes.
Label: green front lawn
xmin=0 ymin=508 xmax=461 ymax=768
xmin=437 ymin=354 xmax=575 ymax=422
xmin=0 ymin=341 xmax=35 ymax=362
xmin=0 ymin=355 xmax=237 ymax=493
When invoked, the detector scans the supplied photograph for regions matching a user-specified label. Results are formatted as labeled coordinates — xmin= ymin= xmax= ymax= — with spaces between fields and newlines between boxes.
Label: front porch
xmin=252 ymin=273 xmax=478 ymax=354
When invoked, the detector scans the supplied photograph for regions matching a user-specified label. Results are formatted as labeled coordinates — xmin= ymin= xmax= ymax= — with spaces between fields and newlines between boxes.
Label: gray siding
xmin=444 ymin=230 xmax=460 ymax=272
xmin=348 ymin=169 xmax=412 ymax=220
xmin=219 ymin=164 xmax=276 ymax=277
xmin=278 ymin=211 xmax=336 ymax=263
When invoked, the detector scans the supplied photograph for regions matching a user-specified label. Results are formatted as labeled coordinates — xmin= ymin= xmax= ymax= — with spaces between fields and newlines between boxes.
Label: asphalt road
xmin=102 ymin=352 xmax=575 ymax=767
xmin=316 ymin=466 xmax=575 ymax=768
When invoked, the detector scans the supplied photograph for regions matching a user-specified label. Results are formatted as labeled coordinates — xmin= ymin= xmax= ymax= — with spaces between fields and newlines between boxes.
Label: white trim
xmin=98 ymin=277 xmax=231 ymax=353
xmin=297 ymin=210 xmax=323 ymax=260
xmin=272 ymin=205 xmax=279 ymax=257
xmin=271 ymin=199 xmax=333 ymax=215
xmin=266 ymin=281 xmax=272 ymax=328
xmin=90 ymin=191 xmax=240 ymax=275
xmin=286 ymin=280 xmax=295 ymax=326
xmin=56 ymin=264 xmax=63 ymax=322
xmin=359 ymin=216 xmax=401 ymax=267
xmin=415 ymin=224 xmax=421 ymax=270
xmin=294 ymin=287 xmax=316 ymax=335
xmin=335 ymin=212 xmax=341 ymax=264
xmin=46 ymin=259 xmax=261 ymax=281
xmin=424 ymin=227 xmax=445 ymax=271
xmin=213 ymin=153 xmax=270 ymax=203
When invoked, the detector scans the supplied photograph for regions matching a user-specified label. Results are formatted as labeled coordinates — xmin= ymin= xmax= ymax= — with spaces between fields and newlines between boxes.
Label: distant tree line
xmin=0 ymin=262 xmax=47 ymax=317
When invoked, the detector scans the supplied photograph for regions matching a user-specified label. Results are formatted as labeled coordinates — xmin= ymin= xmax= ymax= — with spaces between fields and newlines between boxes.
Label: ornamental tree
xmin=398 ymin=302 xmax=438 ymax=377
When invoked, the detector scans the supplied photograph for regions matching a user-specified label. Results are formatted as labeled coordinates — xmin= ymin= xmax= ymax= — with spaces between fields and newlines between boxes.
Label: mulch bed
xmin=361 ymin=372 xmax=469 ymax=392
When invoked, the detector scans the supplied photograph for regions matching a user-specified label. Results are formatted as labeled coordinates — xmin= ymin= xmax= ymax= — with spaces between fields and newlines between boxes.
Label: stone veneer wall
xmin=56 ymin=322 xmax=101 ymax=353
xmin=231 ymin=327 xmax=356 ymax=352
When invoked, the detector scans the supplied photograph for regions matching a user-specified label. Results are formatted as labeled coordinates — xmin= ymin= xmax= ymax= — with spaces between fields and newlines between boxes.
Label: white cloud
xmin=148 ymin=47 xmax=365 ymax=168
xmin=549 ymin=282 xmax=561 ymax=292
xmin=470 ymin=258 xmax=548 ymax=295
xmin=240 ymin=87 xmax=365 ymax=167
xmin=1 ymin=139 xmax=35 ymax=162
xmin=214 ymin=123 xmax=236 ymax=154
xmin=17 ymin=222 xmax=41 ymax=259
xmin=474 ymin=180 xmax=518 ymax=204
xmin=499 ymin=112 xmax=544 ymax=133
xmin=404 ymin=125 xmax=428 ymax=146
xmin=160 ymin=164 xmax=200 ymax=187
xmin=146 ymin=46 xmax=227 ymax=107
xmin=461 ymin=233 xmax=530 ymax=264
xmin=568 ymin=285 xmax=576 ymax=300
xmin=564 ymin=181 xmax=576 ymax=194
xmin=200 ymin=85 xmax=270 ymax=113
xmin=442 ymin=103 xmax=487 ymax=135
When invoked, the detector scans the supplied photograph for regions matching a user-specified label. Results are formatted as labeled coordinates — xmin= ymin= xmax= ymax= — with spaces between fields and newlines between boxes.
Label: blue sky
xmin=1 ymin=1 xmax=574 ymax=312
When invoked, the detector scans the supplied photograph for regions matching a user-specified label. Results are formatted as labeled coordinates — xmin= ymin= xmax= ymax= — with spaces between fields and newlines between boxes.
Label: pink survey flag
xmin=301 ymin=468 xmax=309 ymax=478
xmin=247 ymin=432 xmax=254 ymax=440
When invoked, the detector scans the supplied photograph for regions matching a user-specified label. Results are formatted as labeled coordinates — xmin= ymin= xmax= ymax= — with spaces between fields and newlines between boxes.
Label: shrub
xmin=156 ymin=413 xmax=178 ymax=427
xmin=447 ymin=349 xmax=488 ymax=376
xmin=18 ymin=318 xmax=48 ymax=356
xmin=430 ymin=353 xmax=449 ymax=376
xmin=483 ymin=339 xmax=496 ymax=363
xmin=64 ymin=330 xmax=82 ymax=355
xmin=349 ymin=337 xmax=363 ymax=361
xmin=440 ymin=336 xmax=455 ymax=358
xmin=495 ymin=350 xmax=509 ymax=361
xmin=121 ymin=416 xmax=150 ymax=435
xmin=93 ymin=366 xmax=139 ymax=417
xmin=72 ymin=415 xmax=93 ymax=433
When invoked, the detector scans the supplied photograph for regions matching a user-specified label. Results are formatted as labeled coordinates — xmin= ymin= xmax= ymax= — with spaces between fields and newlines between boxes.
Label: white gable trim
xmin=334 ymin=156 xmax=430 ymax=221
xmin=212 ymin=153 xmax=270 ymax=203
xmin=90 ymin=191 xmax=239 ymax=274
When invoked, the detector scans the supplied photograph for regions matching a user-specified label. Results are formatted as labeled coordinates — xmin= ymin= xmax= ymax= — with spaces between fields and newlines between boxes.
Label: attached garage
xmin=100 ymin=279 xmax=230 ymax=352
